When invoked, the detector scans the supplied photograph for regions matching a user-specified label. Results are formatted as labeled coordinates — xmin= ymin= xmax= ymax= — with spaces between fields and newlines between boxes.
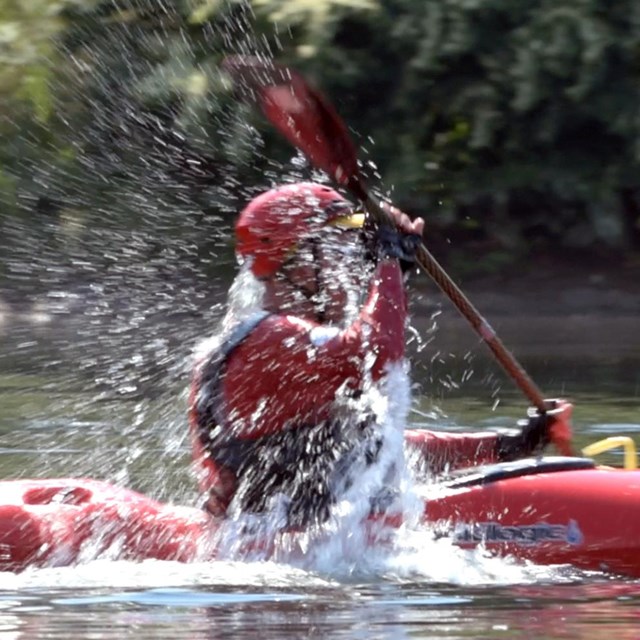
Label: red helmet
xmin=235 ymin=182 xmax=364 ymax=279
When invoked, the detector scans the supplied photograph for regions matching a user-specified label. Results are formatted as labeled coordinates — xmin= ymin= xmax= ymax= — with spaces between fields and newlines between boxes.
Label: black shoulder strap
xmin=219 ymin=310 xmax=272 ymax=361
xmin=195 ymin=310 xmax=271 ymax=438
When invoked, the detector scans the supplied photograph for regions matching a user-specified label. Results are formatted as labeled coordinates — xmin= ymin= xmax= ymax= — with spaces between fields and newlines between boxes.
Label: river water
xmin=0 ymin=314 xmax=639 ymax=639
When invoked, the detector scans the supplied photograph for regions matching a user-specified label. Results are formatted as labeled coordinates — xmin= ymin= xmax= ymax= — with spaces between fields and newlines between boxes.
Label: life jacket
xmin=191 ymin=311 xmax=390 ymax=528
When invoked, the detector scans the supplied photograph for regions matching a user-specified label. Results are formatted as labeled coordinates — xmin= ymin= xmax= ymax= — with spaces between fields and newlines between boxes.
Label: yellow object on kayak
xmin=582 ymin=436 xmax=637 ymax=470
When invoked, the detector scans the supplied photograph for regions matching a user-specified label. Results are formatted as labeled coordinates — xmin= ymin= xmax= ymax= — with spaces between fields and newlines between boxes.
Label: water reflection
xmin=1 ymin=580 xmax=640 ymax=640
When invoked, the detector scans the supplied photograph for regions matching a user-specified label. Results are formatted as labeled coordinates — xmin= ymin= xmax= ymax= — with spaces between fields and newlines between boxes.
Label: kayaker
xmin=189 ymin=182 xmax=573 ymax=526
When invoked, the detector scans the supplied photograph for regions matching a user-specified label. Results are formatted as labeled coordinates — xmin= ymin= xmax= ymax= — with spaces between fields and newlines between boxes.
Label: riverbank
xmin=1 ymin=259 xmax=638 ymax=360
xmin=410 ymin=260 xmax=640 ymax=359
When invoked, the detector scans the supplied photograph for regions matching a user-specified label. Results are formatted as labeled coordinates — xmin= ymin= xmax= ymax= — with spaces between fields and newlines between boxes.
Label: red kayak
xmin=2 ymin=444 xmax=639 ymax=576
xmin=0 ymin=479 xmax=211 ymax=572
xmin=423 ymin=456 xmax=640 ymax=576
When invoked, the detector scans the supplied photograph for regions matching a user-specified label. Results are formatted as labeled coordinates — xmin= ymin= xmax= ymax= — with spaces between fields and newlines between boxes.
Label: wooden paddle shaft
xmin=360 ymin=188 xmax=547 ymax=413
xmin=415 ymin=243 xmax=547 ymax=412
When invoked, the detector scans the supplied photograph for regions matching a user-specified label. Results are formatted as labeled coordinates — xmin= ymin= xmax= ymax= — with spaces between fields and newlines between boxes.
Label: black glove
xmin=495 ymin=411 xmax=551 ymax=462
xmin=362 ymin=223 xmax=421 ymax=273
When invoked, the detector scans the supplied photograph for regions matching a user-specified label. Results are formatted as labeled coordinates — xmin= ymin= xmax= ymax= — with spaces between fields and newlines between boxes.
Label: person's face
xmin=281 ymin=226 xmax=369 ymax=323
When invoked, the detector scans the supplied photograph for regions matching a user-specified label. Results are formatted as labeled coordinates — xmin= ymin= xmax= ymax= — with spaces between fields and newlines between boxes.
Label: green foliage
xmin=252 ymin=0 xmax=640 ymax=257
xmin=2 ymin=0 xmax=640 ymax=289
xmin=253 ymin=0 xmax=378 ymax=55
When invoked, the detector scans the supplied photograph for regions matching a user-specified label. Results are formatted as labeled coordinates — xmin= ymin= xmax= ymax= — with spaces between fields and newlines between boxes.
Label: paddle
xmin=222 ymin=55 xmax=573 ymax=455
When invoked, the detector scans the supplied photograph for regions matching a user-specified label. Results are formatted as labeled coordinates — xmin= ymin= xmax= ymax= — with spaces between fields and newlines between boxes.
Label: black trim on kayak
xmin=445 ymin=456 xmax=597 ymax=489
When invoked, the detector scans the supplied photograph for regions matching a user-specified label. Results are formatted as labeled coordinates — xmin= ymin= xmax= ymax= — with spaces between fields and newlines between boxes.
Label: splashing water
xmin=0 ymin=1 xmax=313 ymax=499
xmin=0 ymin=1 xmax=582 ymax=592
xmin=220 ymin=368 xmax=576 ymax=586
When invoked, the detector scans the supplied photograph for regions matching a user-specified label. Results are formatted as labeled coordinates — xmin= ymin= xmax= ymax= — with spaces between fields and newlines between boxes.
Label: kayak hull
xmin=2 ymin=458 xmax=640 ymax=576
xmin=422 ymin=460 xmax=640 ymax=576
xmin=0 ymin=479 xmax=210 ymax=572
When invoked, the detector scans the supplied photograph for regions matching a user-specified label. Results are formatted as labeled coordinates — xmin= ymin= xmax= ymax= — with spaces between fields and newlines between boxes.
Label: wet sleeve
xmin=404 ymin=429 xmax=499 ymax=473
xmin=315 ymin=259 xmax=408 ymax=379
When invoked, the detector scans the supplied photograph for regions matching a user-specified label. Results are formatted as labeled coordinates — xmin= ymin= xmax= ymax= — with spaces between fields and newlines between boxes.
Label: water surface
xmin=0 ymin=322 xmax=639 ymax=639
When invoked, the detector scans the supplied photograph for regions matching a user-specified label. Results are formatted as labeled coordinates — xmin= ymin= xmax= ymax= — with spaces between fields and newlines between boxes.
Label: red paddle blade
xmin=222 ymin=56 xmax=360 ymax=187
